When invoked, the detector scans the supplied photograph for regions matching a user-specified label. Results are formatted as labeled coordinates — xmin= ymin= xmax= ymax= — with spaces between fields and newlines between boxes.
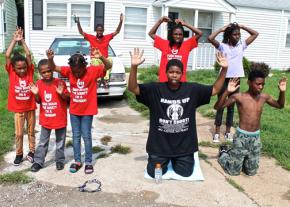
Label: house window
xmin=94 ymin=2 xmax=104 ymax=31
xmin=3 ymin=10 xmax=6 ymax=33
xmin=167 ymin=12 xmax=178 ymax=39
xmin=124 ymin=7 xmax=147 ymax=39
xmin=47 ymin=3 xmax=67 ymax=27
xmin=32 ymin=0 xmax=43 ymax=30
xmin=198 ymin=12 xmax=213 ymax=43
xmin=286 ymin=20 xmax=290 ymax=47
xmin=71 ymin=4 xmax=91 ymax=28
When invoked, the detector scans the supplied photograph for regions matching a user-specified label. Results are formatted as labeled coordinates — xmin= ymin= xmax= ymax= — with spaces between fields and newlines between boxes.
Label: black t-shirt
xmin=136 ymin=82 xmax=212 ymax=157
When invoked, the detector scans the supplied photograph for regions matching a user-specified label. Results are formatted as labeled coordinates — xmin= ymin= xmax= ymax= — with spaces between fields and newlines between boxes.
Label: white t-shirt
xmin=218 ymin=40 xmax=247 ymax=78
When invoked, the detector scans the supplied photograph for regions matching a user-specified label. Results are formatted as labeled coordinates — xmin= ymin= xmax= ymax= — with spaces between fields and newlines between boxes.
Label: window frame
xmin=32 ymin=0 xmax=43 ymax=30
xmin=44 ymin=2 xmax=93 ymax=30
xmin=285 ymin=19 xmax=290 ymax=48
xmin=123 ymin=6 xmax=148 ymax=40
xmin=197 ymin=12 xmax=213 ymax=43
xmin=3 ymin=10 xmax=6 ymax=34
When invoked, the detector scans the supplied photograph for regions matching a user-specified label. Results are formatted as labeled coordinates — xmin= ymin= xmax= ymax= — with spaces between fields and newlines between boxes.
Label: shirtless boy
xmin=214 ymin=70 xmax=287 ymax=176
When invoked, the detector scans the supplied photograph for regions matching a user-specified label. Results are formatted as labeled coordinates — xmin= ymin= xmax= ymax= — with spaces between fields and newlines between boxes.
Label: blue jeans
xmin=70 ymin=114 xmax=93 ymax=164
xmin=34 ymin=126 xmax=66 ymax=167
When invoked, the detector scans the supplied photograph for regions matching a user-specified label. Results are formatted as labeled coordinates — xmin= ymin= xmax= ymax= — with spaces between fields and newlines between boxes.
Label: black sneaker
xmin=56 ymin=162 xmax=64 ymax=171
xmin=31 ymin=163 xmax=42 ymax=172
xmin=13 ymin=154 xmax=23 ymax=166
xmin=26 ymin=151 xmax=34 ymax=163
xmin=219 ymin=145 xmax=229 ymax=157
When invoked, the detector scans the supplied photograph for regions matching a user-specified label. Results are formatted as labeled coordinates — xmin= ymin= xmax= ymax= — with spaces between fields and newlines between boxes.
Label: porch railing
xmin=193 ymin=43 xmax=217 ymax=70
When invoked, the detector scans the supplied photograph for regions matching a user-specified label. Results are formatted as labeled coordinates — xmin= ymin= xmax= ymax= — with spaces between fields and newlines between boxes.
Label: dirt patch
xmin=0 ymin=181 xmax=183 ymax=207
xmin=98 ymin=115 xmax=143 ymax=124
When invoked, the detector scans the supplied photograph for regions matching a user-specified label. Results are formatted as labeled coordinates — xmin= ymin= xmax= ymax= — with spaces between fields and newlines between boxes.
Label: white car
xmin=46 ymin=36 xmax=126 ymax=98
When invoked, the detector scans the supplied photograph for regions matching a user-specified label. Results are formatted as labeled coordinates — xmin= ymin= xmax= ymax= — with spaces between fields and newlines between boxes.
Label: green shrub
xmin=138 ymin=65 xmax=159 ymax=83
xmin=214 ymin=57 xmax=251 ymax=76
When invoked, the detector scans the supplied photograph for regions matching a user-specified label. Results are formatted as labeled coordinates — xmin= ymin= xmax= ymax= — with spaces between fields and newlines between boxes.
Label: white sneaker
xmin=213 ymin=134 xmax=220 ymax=143
xmin=224 ymin=133 xmax=233 ymax=142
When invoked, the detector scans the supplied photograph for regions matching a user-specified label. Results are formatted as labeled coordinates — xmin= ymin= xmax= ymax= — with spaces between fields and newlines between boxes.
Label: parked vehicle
xmin=44 ymin=36 xmax=126 ymax=98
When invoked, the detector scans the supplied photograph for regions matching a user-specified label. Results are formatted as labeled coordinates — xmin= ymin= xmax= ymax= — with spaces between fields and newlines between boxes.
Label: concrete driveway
xmin=2 ymin=98 xmax=289 ymax=207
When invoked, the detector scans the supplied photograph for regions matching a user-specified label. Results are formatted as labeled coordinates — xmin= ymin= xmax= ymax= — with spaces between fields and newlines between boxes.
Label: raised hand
xmin=75 ymin=16 xmax=80 ymax=24
xmin=46 ymin=49 xmax=55 ymax=59
xmin=216 ymin=52 xmax=228 ymax=69
xmin=130 ymin=48 xmax=145 ymax=67
xmin=227 ymin=78 xmax=240 ymax=93
xmin=278 ymin=77 xmax=287 ymax=92
xmin=29 ymin=83 xmax=39 ymax=95
xmin=221 ymin=24 xmax=231 ymax=32
xmin=175 ymin=19 xmax=185 ymax=25
xmin=161 ymin=16 xmax=171 ymax=23
xmin=91 ymin=47 xmax=102 ymax=59
xmin=13 ymin=27 xmax=23 ymax=42
xmin=120 ymin=13 xmax=124 ymax=22
xmin=56 ymin=82 xmax=64 ymax=95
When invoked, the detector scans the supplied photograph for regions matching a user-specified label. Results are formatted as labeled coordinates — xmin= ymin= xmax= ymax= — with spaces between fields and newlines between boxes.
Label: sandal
xmin=84 ymin=165 xmax=94 ymax=174
xmin=69 ymin=163 xmax=82 ymax=173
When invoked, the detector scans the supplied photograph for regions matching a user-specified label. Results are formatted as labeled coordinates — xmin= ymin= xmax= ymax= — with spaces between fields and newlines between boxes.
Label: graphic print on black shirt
xmin=158 ymin=97 xmax=190 ymax=133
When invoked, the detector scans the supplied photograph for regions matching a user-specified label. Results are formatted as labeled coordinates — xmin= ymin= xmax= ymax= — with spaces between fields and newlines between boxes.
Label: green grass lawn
xmin=0 ymin=54 xmax=14 ymax=161
xmin=125 ymin=67 xmax=290 ymax=171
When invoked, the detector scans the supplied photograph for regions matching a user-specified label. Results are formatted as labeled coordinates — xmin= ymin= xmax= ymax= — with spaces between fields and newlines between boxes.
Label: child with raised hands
xmin=46 ymin=48 xmax=111 ymax=174
xmin=29 ymin=59 xmax=69 ymax=172
xmin=148 ymin=16 xmax=203 ymax=82
xmin=214 ymin=71 xmax=287 ymax=176
xmin=5 ymin=27 xmax=36 ymax=165
xmin=208 ymin=23 xmax=259 ymax=143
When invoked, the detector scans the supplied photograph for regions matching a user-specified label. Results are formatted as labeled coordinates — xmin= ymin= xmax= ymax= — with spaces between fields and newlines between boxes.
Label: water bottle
xmin=154 ymin=163 xmax=162 ymax=184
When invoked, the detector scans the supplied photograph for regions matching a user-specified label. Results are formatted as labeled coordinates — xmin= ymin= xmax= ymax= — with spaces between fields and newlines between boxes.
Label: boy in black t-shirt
xmin=128 ymin=48 xmax=228 ymax=178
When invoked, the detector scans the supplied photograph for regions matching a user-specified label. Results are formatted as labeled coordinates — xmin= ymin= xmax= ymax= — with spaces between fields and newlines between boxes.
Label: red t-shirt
xmin=154 ymin=35 xmax=198 ymax=82
xmin=83 ymin=33 xmax=114 ymax=58
xmin=6 ymin=63 xmax=36 ymax=112
xmin=60 ymin=65 xmax=105 ymax=116
xmin=36 ymin=78 xmax=68 ymax=129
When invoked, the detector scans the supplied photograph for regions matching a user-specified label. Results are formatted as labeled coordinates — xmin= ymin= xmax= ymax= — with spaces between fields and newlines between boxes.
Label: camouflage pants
xmin=218 ymin=128 xmax=261 ymax=176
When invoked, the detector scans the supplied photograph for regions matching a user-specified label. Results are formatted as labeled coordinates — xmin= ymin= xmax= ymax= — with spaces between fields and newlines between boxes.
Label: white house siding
xmin=0 ymin=0 xmax=17 ymax=51
xmin=27 ymin=0 xmax=159 ymax=67
xmin=0 ymin=3 xmax=3 ymax=52
xmin=107 ymin=0 xmax=160 ymax=67
xmin=234 ymin=7 xmax=287 ymax=69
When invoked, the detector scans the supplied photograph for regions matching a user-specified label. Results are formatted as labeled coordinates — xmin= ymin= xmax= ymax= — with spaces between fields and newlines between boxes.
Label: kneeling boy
xmin=214 ymin=70 xmax=287 ymax=176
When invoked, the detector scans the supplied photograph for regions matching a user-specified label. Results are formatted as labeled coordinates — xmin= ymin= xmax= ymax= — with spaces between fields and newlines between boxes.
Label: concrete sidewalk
xmin=3 ymin=99 xmax=290 ymax=206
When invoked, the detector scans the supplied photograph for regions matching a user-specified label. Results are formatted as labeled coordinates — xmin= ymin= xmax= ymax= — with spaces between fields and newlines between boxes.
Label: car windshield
xmin=50 ymin=38 xmax=116 ymax=57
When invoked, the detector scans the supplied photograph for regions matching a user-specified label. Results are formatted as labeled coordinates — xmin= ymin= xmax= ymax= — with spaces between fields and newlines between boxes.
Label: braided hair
xmin=168 ymin=23 xmax=184 ymax=48
xmin=222 ymin=22 xmax=240 ymax=44
xmin=68 ymin=53 xmax=88 ymax=68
